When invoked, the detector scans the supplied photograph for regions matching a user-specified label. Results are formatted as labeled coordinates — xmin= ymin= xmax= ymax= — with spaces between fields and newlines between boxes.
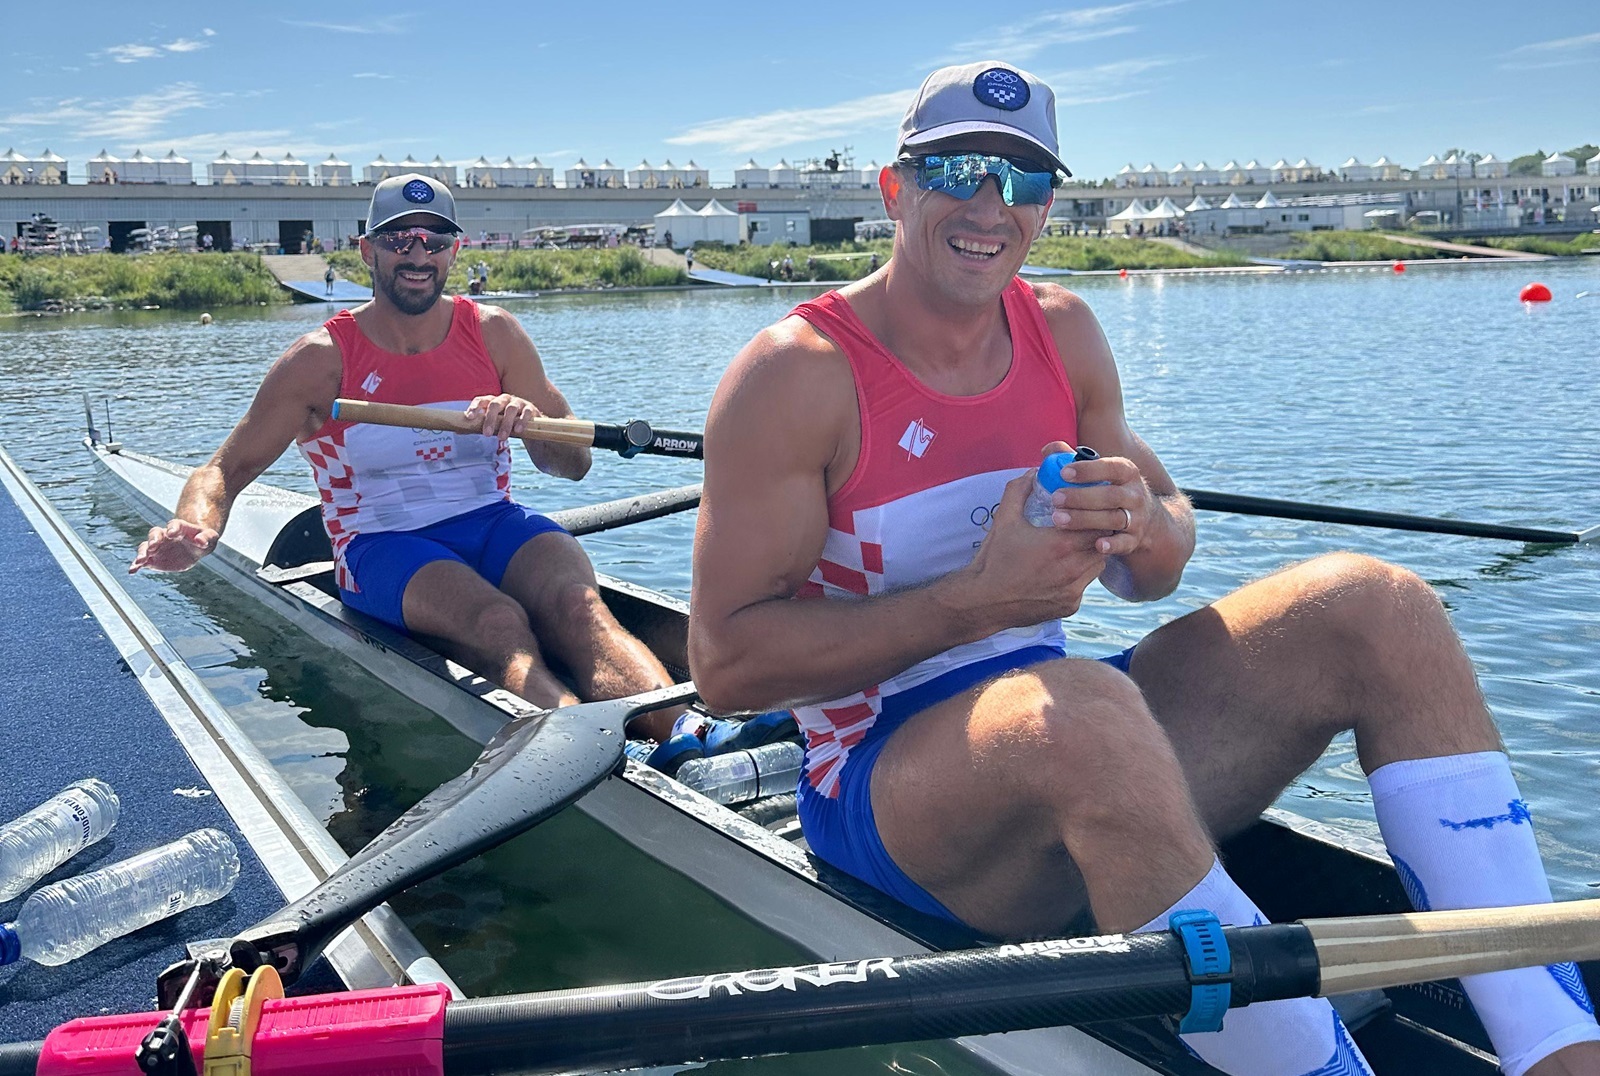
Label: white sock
xmin=1136 ymin=857 xmax=1376 ymax=1076
xmin=1370 ymin=751 xmax=1600 ymax=1076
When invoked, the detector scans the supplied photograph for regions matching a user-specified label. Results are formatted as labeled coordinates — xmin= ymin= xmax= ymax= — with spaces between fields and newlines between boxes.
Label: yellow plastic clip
xmin=203 ymin=965 xmax=283 ymax=1076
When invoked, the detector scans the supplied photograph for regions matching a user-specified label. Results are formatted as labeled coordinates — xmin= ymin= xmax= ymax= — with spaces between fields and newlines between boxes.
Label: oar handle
xmin=331 ymin=399 xmax=598 ymax=446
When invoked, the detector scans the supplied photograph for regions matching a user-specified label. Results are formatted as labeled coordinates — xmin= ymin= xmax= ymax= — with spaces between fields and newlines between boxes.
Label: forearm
xmin=1100 ymin=490 xmax=1194 ymax=601
xmin=524 ymin=440 xmax=591 ymax=481
xmin=692 ymin=572 xmax=996 ymax=713
xmin=172 ymin=463 xmax=236 ymax=534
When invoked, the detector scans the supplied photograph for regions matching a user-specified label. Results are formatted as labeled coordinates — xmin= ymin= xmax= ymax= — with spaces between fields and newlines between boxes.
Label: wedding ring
xmin=1118 ymin=507 xmax=1131 ymax=532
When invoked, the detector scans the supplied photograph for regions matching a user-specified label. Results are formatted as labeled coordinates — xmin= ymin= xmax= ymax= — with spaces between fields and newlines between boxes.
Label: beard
xmin=375 ymin=261 xmax=447 ymax=316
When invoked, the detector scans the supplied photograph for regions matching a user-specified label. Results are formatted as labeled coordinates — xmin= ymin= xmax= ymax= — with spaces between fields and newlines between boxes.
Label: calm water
xmin=1 ymin=261 xmax=1597 ymax=1070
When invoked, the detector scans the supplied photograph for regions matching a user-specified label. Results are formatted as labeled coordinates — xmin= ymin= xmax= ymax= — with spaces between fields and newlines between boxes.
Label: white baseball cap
xmin=365 ymin=173 xmax=462 ymax=233
xmin=898 ymin=62 xmax=1071 ymax=177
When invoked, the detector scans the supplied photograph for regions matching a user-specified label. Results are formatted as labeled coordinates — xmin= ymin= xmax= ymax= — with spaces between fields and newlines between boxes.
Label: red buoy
xmin=1519 ymin=282 xmax=1552 ymax=303
xmin=1391 ymin=261 xmax=1405 ymax=274
xmin=1119 ymin=268 xmax=1128 ymax=279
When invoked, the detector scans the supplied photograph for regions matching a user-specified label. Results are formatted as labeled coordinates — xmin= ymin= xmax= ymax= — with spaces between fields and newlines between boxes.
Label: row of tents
xmin=651 ymin=198 xmax=740 ymax=248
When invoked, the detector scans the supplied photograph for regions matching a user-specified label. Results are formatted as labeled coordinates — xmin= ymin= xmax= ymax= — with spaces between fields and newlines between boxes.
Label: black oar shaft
xmin=441 ymin=927 xmax=1319 ymax=1075
xmin=1184 ymin=488 xmax=1584 ymax=544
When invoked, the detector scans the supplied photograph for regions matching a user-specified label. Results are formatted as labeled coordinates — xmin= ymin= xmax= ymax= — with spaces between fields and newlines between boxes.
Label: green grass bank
xmin=0 ymin=253 xmax=285 ymax=312
xmin=328 ymin=247 xmax=685 ymax=293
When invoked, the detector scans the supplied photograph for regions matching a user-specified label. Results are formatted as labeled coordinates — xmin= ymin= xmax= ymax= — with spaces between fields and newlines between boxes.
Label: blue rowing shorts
xmin=339 ymin=500 xmax=567 ymax=630
xmin=797 ymin=642 xmax=1138 ymax=925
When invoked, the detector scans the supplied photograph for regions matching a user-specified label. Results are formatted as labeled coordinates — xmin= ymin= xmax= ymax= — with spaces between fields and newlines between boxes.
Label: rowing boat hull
xmin=85 ymin=436 xmax=1599 ymax=1074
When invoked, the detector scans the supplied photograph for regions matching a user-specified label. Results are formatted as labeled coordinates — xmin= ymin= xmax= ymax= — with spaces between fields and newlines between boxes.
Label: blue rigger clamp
xmin=1169 ymin=908 xmax=1232 ymax=1034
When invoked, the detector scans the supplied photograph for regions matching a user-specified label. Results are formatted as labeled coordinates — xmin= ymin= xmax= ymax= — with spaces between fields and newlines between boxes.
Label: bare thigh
xmin=868 ymin=657 xmax=1214 ymax=937
xmin=1128 ymin=552 xmax=1498 ymax=841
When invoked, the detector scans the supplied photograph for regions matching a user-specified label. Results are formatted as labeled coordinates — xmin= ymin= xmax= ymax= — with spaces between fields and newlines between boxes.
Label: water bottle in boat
xmin=676 ymin=741 xmax=804 ymax=806
xmin=1022 ymin=445 xmax=1102 ymax=527
xmin=0 ymin=778 xmax=121 ymax=902
xmin=0 ymin=828 xmax=240 ymax=967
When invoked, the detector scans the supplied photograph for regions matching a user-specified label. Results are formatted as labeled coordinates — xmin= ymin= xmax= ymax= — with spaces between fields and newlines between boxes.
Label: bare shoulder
xmin=474 ymin=300 xmax=535 ymax=347
xmin=1023 ymin=279 xmax=1118 ymax=401
xmin=716 ymin=313 xmax=853 ymax=423
xmin=271 ymin=325 xmax=342 ymax=392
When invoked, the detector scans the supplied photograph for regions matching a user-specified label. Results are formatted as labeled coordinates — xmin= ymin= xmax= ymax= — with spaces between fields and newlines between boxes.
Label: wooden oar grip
xmin=332 ymin=398 xmax=598 ymax=446
xmin=1308 ymin=900 xmax=1600 ymax=995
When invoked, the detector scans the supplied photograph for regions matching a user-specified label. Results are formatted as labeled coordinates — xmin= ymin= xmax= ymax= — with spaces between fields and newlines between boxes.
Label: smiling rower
xmin=131 ymin=173 xmax=690 ymax=748
xmin=689 ymin=63 xmax=1600 ymax=1075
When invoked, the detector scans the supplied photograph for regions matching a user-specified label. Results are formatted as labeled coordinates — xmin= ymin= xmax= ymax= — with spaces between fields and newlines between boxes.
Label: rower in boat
xmin=128 ymin=174 xmax=691 ymax=751
xmin=688 ymin=62 xmax=1600 ymax=1076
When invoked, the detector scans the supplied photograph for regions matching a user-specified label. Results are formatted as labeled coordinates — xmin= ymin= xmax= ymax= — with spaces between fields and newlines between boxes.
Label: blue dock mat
xmin=281 ymin=279 xmax=373 ymax=302
xmin=0 ymin=471 xmax=330 ymax=1040
xmin=688 ymin=267 xmax=773 ymax=287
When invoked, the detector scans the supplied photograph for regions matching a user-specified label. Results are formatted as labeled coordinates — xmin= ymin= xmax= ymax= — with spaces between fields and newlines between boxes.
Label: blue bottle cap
xmin=0 ymin=922 xmax=19 ymax=966
xmin=1035 ymin=451 xmax=1079 ymax=493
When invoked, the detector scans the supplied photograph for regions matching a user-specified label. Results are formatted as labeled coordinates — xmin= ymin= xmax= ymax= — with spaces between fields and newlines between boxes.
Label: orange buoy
xmin=1119 ymin=268 xmax=1128 ymax=279
xmin=1391 ymin=261 xmax=1405 ymax=274
xmin=1519 ymin=282 xmax=1552 ymax=303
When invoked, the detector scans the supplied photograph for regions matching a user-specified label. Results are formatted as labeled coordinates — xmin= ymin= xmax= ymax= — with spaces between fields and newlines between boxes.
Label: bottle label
xmin=64 ymin=795 xmax=93 ymax=847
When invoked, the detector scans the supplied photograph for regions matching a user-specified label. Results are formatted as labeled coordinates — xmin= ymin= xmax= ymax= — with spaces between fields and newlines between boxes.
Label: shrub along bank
xmin=328 ymin=247 xmax=685 ymax=292
xmin=0 ymin=253 xmax=285 ymax=311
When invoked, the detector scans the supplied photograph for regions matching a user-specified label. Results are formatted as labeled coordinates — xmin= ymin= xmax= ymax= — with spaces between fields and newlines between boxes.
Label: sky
xmin=2 ymin=1 xmax=1596 ymax=185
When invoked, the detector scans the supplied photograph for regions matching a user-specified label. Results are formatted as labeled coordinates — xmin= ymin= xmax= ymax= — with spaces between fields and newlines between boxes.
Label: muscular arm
xmin=1038 ymin=283 xmax=1194 ymax=601
xmin=479 ymin=305 xmax=590 ymax=480
xmin=133 ymin=333 xmax=340 ymax=571
xmin=688 ymin=320 xmax=1107 ymax=714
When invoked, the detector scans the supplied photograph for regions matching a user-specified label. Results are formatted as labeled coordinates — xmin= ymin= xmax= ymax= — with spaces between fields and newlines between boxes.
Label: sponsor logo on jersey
xmin=898 ymin=418 xmax=936 ymax=459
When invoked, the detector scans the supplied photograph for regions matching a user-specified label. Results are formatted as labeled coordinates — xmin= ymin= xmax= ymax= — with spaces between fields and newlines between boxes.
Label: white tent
xmin=696 ymin=199 xmax=741 ymax=244
xmin=1219 ymin=193 xmax=1249 ymax=208
xmin=595 ymin=159 xmax=624 ymax=188
xmin=1167 ymin=162 xmax=1192 ymax=185
xmin=1474 ymin=153 xmax=1507 ymax=179
xmin=653 ymin=199 xmax=702 ymax=247
xmin=1108 ymin=199 xmax=1150 ymax=221
xmin=364 ymin=154 xmax=396 ymax=184
xmin=1219 ymin=160 xmax=1246 ymax=185
xmin=34 ymin=149 xmax=67 ymax=184
xmin=1255 ymin=191 xmax=1284 ymax=208
xmin=426 ymin=155 xmax=457 ymax=185
xmin=318 ymin=154 xmax=352 ymax=186
xmin=211 ymin=151 xmax=244 ymax=185
xmin=1271 ymin=158 xmax=1294 ymax=182
xmin=1245 ymin=159 xmax=1271 ymax=184
xmin=734 ymin=159 xmax=767 ymax=188
xmin=279 ymin=153 xmax=309 ymax=185
xmin=683 ymin=159 xmax=710 ymax=188
xmin=1145 ymin=197 xmax=1185 ymax=219
xmin=1588 ymin=152 xmax=1600 ymax=177
xmin=1294 ymin=158 xmax=1317 ymax=180
xmin=1183 ymin=195 xmax=1213 ymax=212
xmin=160 ymin=149 xmax=192 ymax=183
xmin=565 ymin=158 xmax=596 ymax=187
xmin=1138 ymin=162 xmax=1165 ymax=186
xmin=859 ymin=161 xmax=881 ymax=188
xmin=244 ymin=151 xmax=274 ymax=184
xmin=1114 ymin=163 xmax=1138 ymax=188
xmin=87 ymin=149 xmax=121 ymax=183
xmin=1190 ymin=160 xmax=1218 ymax=185
xmin=1418 ymin=154 xmax=1445 ymax=180
xmin=770 ymin=159 xmax=798 ymax=188
xmin=1442 ymin=153 xmax=1470 ymax=179
xmin=1340 ymin=156 xmax=1373 ymax=181
xmin=466 ymin=156 xmax=498 ymax=187
xmin=121 ymin=148 xmax=160 ymax=184
xmin=1541 ymin=152 xmax=1576 ymax=177
xmin=628 ymin=159 xmax=657 ymax=188
xmin=525 ymin=157 xmax=554 ymax=186
xmin=1372 ymin=156 xmax=1403 ymax=180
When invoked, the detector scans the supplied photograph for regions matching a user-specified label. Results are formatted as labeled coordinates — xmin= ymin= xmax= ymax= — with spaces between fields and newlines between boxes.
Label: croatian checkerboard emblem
xmin=402 ymin=179 xmax=434 ymax=203
xmin=974 ymin=68 xmax=1028 ymax=111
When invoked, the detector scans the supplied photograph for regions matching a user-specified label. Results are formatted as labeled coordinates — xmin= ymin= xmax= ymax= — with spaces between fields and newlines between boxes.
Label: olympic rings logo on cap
xmin=402 ymin=179 xmax=435 ymax=203
xmin=973 ymin=67 xmax=1028 ymax=111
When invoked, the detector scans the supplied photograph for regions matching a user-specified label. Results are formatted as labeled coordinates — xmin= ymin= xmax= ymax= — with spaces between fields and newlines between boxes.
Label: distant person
xmin=324 ymin=264 xmax=336 ymax=295
xmin=781 ymin=253 xmax=794 ymax=281
xmin=202 ymin=233 xmax=213 ymax=252
xmin=663 ymin=229 xmax=673 ymax=249
xmin=684 ymin=247 xmax=695 ymax=274
xmin=868 ymin=252 xmax=880 ymax=272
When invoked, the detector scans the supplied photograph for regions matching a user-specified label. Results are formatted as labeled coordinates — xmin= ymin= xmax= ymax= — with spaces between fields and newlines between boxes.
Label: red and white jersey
xmin=298 ymin=296 xmax=511 ymax=589
xmin=791 ymin=280 xmax=1080 ymax=797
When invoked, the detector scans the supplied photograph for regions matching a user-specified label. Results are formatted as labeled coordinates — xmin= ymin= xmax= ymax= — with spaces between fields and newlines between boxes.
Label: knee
xmin=1023 ymin=661 xmax=1184 ymax=797
xmin=469 ymin=596 xmax=534 ymax=648
xmin=548 ymin=578 xmax=610 ymax=628
xmin=1295 ymin=552 xmax=1446 ymax=648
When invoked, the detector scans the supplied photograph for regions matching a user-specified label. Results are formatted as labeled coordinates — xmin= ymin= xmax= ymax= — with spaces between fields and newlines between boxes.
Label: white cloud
xmin=352 ymin=72 xmax=395 ymax=80
xmin=1510 ymin=31 xmax=1600 ymax=53
xmin=99 ymin=35 xmax=211 ymax=63
xmin=667 ymin=89 xmax=913 ymax=154
xmin=105 ymin=44 xmax=160 ymax=63
xmin=667 ymin=54 xmax=1182 ymax=154
xmin=2 ymin=83 xmax=212 ymax=142
xmin=283 ymin=15 xmax=415 ymax=34
xmin=202 ymin=28 xmax=216 ymax=37
xmin=948 ymin=3 xmax=1156 ymax=62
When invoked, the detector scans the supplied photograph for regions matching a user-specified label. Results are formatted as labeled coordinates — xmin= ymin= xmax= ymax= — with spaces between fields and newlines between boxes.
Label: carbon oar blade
xmin=1184 ymin=488 xmax=1586 ymax=544
xmin=224 ymin=681 xmax=698 ymax=985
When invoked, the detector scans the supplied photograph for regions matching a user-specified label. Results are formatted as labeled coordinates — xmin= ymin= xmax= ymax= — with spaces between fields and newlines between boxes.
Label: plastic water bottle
xmin=1023 ymin=445 xmax=1103 ymax=527
xmin=0 ymin=828 xmax=240 ymax=967
xmin=676 ymin=742 xmax=804 ymax=806
xmin=0 ymin=778 xmax=121 ymax=902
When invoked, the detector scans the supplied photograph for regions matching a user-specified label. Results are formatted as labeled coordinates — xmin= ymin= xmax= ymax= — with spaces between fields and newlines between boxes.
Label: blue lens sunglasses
xmin=903 ymin=153 xmax=1063 ymax=207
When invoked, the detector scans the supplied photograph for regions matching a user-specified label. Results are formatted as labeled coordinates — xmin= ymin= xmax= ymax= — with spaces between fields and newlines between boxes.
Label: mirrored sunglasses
xmin=906 ymin=153 xmax=1060 ymax=207
xmin=367 ymin=227 xmax=458 ymax=255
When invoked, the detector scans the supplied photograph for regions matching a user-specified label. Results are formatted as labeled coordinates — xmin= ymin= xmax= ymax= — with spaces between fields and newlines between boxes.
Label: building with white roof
xmin=1114 ymin=163 xmax=1138 ymax=188
xmin=1340 ymin=157 xmax=1373 ymax=181
xmin=734 ymin=159 xmax=768 ymax=188
xmin=121 ymin=149 xmax=161 ymax=184
xmin=159 ymin=150 xmax=193 ymax=184
xmin=317 ymin=154 xmax=352 ymax=186
xmin=210 ymin=151 xmax=244 ymax=185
